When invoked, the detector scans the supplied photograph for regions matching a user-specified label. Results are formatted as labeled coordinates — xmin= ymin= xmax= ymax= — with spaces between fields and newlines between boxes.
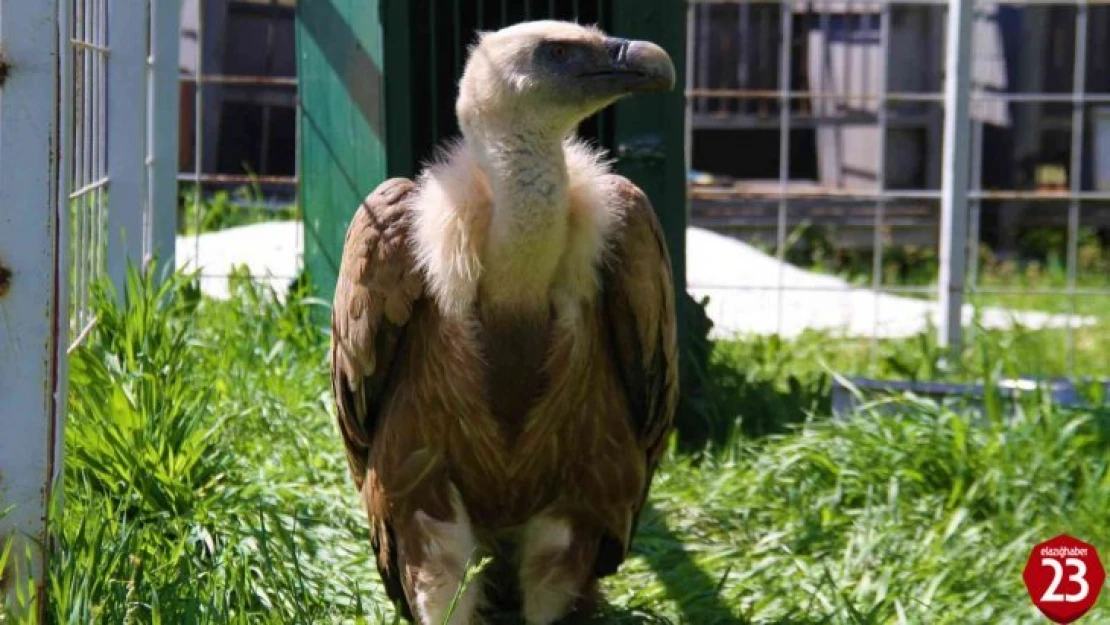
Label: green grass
xmin=178 ymin=186 xmax=299 ymax=236
xmin=2 ymin=264 xmax=1107 ymax=624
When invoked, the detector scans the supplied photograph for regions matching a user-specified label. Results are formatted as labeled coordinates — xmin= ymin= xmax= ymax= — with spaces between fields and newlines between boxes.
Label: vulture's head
xmin=457 ymin=20 xmax=676 ymax=138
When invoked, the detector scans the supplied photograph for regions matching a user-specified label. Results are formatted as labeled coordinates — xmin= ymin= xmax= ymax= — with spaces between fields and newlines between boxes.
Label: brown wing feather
xmin=330 ymin=177 xmax=422 ymax=619
xmin=598 ymin=175 xmax=680 ymax=572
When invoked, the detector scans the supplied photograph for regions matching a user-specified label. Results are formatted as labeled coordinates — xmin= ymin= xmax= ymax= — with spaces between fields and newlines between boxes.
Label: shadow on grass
xmin=623 ymin=502 xmax=738 ymax=625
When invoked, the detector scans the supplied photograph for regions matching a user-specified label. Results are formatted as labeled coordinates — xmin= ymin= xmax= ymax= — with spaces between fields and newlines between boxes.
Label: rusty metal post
xmin=0 ymin=0 xmax=66 ymax=616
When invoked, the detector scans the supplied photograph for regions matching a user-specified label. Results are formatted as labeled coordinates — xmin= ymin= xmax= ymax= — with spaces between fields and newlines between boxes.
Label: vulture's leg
xmin=397 ymin=487 xmax=482 ymax=625
xmin=518 ymin=515 xmax=597 ymax=625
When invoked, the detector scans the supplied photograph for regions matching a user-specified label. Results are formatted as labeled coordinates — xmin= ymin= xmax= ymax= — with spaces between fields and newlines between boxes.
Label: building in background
xmin=177 ymin=1 xmax=1110 ymax=254
xmin=179 ymin=0 xmax=298 ymax=202
xmin=688 ymin=2 xmax=1110 ymax=255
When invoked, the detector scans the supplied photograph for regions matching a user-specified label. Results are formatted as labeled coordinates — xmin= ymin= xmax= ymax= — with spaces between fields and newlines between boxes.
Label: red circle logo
xmin=1023 ymin=534 xmax=1105 ymax=623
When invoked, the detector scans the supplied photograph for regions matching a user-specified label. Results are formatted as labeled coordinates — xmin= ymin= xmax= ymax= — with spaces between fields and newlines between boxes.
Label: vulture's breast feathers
xmin=407 ymin=137 xmax=621 ymax=322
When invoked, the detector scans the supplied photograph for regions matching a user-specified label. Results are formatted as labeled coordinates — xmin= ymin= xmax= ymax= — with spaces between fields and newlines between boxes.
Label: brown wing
xmin=596 ymin=175 xmax=680 ymax=574
xmin=330 ymin=177 xmax=422 ymax=618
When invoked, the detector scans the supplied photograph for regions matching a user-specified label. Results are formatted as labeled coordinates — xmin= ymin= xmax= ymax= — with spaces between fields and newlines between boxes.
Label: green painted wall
xmin=295 ymin=0 xmax=389 ymax=301
xmin=611 ymin=2 xmax=688 ymax=308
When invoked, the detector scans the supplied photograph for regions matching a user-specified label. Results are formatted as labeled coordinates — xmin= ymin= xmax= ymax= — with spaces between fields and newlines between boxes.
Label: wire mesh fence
xmin=63 ymin=0 xmax=178 ymax=350
xmin=686 ymin=0 xmax=1110 ymax=371
xmin=68 ymin=0 xmax=110 ymax=335
xmin=177 ymin=0 xmax=303 ymax=299
xmin=49 ymin=0 xmax=1110 ymax=369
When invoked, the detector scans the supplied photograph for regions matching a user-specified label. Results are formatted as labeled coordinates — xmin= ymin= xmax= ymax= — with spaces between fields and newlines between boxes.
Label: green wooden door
xmin=297 ymin=0 xmax=686 ymax=303
xmin=610 ymin=1 xmax=688 ymax=318
xmin=295 ymin=0 xmax=390 ymax=302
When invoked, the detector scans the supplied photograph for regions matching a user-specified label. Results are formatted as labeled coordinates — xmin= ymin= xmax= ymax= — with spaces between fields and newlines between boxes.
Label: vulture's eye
xmin=548 ymin=43 xmax=569 ymax=62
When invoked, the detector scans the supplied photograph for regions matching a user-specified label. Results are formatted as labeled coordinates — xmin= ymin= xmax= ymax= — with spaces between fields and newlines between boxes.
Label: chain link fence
xmin=685 ymin=0 xmax=1109 ymax=370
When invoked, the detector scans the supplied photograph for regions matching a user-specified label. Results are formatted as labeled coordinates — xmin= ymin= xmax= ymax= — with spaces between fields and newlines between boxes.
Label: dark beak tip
xmin=625 ymin=40 xmax=676 ymax=93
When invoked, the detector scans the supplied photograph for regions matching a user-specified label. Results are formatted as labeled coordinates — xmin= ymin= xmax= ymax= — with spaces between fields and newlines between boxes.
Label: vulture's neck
xmin=471 ymin=127 xmax=571 ymax=309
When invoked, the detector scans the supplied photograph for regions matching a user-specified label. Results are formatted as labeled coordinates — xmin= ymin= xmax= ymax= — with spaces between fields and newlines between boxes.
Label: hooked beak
xmin=579 ymin=37 xmax=676 ymax=95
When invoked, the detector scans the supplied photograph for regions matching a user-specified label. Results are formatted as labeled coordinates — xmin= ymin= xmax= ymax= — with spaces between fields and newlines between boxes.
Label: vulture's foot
xmin=519 ymin=515 xmax=601 ymax=625
xmin=403 ymin=501 xmax=482 ymax=625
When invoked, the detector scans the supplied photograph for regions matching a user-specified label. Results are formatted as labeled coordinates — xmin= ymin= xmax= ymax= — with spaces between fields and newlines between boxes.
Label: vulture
xmin=330 ymin=20 xmax=679 ymax=625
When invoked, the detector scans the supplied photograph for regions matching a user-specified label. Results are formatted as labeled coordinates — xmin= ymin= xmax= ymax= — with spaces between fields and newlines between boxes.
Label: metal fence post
xmin=937 ymin=0 xmax=975 ymax=358
xmin=0 ymin=0 xmax=65 ymax=616
xmin=149 ymin=0 xmax=180 ymax=273
xmin=107 ymin=0 xmax=149 ymax=291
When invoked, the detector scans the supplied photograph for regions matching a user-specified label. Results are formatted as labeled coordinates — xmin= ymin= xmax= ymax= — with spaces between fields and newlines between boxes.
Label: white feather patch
xmin=409 ymin=136 xmax=619 ymax=319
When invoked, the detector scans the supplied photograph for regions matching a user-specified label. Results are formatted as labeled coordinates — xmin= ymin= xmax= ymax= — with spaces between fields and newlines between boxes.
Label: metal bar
xmin=685 ymin=90 xmax=1110 ymax=103
xmin=180 ymin=73 xmax=298 ymax=87
xmin=686 ymin=88 xmax=940 ymax=100
xmin=64 ymin=0 xmax=78 ymax=334
xmin=690 ymin=186 xmax=1110 ymax=201
xmin=684 ymin=0 xmax=696 ymax=178
xmin=696 ymin=2 xmax=709 ymax=113
xmin=692 ymin=112 xmax=938 ymax=130
xmin=193 ymin=0 xmax=205 ymax=266
xmin=73 ymin=1 xmax=85 ymax=328
xmin=98 ymin=0 xmax=108 ymax=285
xmin=967 ymin=286 xmax=1110 ymax=296
xmin=80 ymin=0 xmax=93 ymax=324
xmin=69 ymin=38 xmax=110 ymax=54
xmin=689 ymin=284 xmax=942 ymax=294
xmin=870 ymin=3 xmax=891 ymax=365
xmin=54 ymin=0 xmax=74 ymax=596
xmin=67 ymin=317 xmax=99 ymax=355
xmin=82 ymin=0 xmax=91 ymax=305
xmin=937 ymin=0 xmax=975 ymax=357
xmin=68 ymin=176 xmax=111 ymax=199
xmin=150 ymin=0 xmax=180 ymax=270
xmin=775 ymin=1 xmax=794 ymax=335
xmin=688 ymin=283 xmax=1110 ymax=295
xmin=966 ymin=120 xmax=985 ymax=347
xmin=0 ymin=0 xmax=66 ymax=615
xmin=107 ymin=0 xmax=148 ymax=292
xmin=293 ymin=59 xmax=304 ymax=277
xmin=965 ymin=190 xmax=1110 ymax=200
xmin=177 ymin=172 xmax=300 ymax=185
xmin=688 ymin=0 xmax=1110 ymax=5
xmin=690 ymin=187 xmax=943 ymax=199
xmin=971 ymin=91 xmax=1110 ymax=103
xmin=1065 ymin=2 xmax=1088 ymax=373
xmin=965 ymin=0 xmax=985 ymax=352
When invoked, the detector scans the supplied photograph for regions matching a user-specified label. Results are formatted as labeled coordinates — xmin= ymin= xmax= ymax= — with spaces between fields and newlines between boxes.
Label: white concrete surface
xmin=686 ymin=227 xmax=1095 ymax=339
xmin=176 ymin=221 xmax=302 ymax=299
xmin=177 ymin=221 xmax=1096 ymax=339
